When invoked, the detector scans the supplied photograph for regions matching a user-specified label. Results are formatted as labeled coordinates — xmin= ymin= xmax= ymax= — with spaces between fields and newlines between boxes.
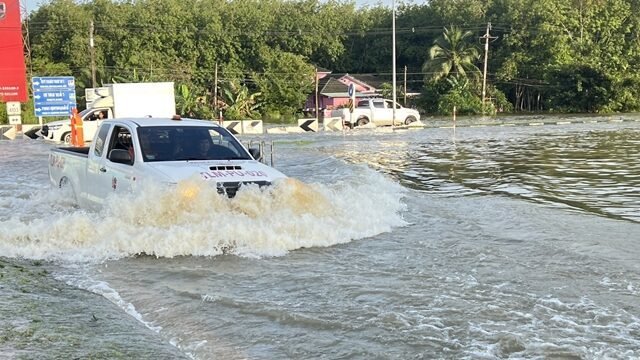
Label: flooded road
xmin=1 ymin=118 xmax=639 ymax=359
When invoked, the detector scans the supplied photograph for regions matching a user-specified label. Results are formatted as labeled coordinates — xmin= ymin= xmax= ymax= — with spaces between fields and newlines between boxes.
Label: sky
xmin=24 ymin=0 xmax=42 ymax=13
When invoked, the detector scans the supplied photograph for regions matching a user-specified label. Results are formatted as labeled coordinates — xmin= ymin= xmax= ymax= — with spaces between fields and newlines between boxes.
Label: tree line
xmin=6 ymin=0 xmax=640 ymax=123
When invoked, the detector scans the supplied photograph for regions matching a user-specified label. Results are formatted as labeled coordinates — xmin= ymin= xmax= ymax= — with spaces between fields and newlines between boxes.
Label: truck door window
xmin=87 ymin=111 xmax=106 ymax=121
xmin=357 ymin=100 xmax=368 ymax=108
xmin=107 ymin=126 xmax=134 ymax=165
xmin=373 ymin=101 xmax=385 ymax=109
xmin=93 ymin=124 xmax=111 ymax=157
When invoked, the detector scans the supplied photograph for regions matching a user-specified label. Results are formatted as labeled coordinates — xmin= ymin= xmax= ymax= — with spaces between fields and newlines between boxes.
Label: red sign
xmin=0 ymin=0 xmax=27 ymax=102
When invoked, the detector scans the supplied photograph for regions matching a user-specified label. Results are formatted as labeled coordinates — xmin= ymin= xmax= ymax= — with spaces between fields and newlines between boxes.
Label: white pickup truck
xmin=48 ymin=117 xmax=287 ymax=208
xmin=331 ymin=98 xmax=420 ymax=128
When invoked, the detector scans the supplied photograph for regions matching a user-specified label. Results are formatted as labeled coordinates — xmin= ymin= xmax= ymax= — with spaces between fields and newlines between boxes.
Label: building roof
xmin=319 ymin=74 xmax=380 ymax=98
xmin=320 ymin=78 xmax=349 ymax=95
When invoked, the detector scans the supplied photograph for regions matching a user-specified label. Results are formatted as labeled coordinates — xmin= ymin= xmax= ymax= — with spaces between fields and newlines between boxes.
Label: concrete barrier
xmin=323 ymin=117 xmax=343 ymax=132
xmin=224 ymin=120 xmax=243 ymax=135
xmin=265 ymin=126 xmax=289 ymax=134
xmin=285 ymin=126 xmax=306 ymax=133
xmin=0 ymin=126 xmax=15 ymax=140
xmin=242 ymin=120 xmax=263 ymax=134
xmin=297 ymin=118 xmax=318 ymax=132
xmin=0 ymin=125 xmax=42 ymax=140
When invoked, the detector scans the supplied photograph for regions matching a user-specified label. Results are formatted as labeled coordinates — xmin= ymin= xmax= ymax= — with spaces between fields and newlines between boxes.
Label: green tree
xmin=252 ymin=47 xmax=315 ymax=116
xmin=220 ymin=81 xmax=262 ymax=120
xmin=422 ymin=26 xmax=481 ymax=83
xmin=176 ymin=84 xmax=214 ymax=119
xmin=435 ymin=76 xmax=483 ymax=115
xmin=545 ymin=64 xmax=611 ymax=113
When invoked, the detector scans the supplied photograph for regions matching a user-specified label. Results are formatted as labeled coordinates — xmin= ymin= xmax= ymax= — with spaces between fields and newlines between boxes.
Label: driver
xmin=196 ymin=137 xmax=214 ymax=158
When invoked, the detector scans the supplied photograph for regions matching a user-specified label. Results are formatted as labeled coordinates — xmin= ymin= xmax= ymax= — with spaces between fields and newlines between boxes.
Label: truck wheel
xmin=59 ymin=177 xmax=69 ymax=189
xmin=356 ymin=117 xmax=369 ymax=127
xmin=62 ymin=132 xmax=72 ymax=144
xmin=404 ymin=116 xmax=417 ymax=125
xmin=59 ymin=177 xmax=78 ymax=204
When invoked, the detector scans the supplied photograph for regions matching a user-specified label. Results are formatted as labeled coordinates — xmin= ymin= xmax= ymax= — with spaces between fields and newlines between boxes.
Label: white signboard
xmin=6 ymin=101 xmax=21 ymax=115
xmin=8 ymin=115 xmax=22 ymax=125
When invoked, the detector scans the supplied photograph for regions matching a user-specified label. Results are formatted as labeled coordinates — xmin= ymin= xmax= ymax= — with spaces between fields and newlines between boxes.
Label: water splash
xmin=0 ymin=170 xmax=407 ymax=262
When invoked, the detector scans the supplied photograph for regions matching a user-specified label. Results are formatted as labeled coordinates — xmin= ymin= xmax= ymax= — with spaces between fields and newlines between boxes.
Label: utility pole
xmin=214 ymin=62 xmax=218 ymax=111
xmin=21 ymin=2 xmax=32 ymax=77
xmin=314 ymin=68 xmax=319 ymax=123
xmin=481 ymin=22 xmax=491 ymax=111
xmin=89 ymin=20 xmax=96 ymax=88
xmin=403 ymin=65 xmax=407 ymax=106
xmin=391 ymin=0 xmax=397 ymax=128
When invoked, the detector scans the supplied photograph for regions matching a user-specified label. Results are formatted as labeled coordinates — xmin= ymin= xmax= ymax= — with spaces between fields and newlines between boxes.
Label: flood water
xmin=1 ymin=117 xmax=640 ymax=359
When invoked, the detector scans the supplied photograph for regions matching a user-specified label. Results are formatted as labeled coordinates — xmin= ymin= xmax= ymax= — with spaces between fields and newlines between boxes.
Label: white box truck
xmin=40 ymin=82 xmax=176 ymax=144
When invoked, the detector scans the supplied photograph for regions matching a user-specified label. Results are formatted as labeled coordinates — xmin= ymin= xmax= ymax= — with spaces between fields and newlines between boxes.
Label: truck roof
xmin=102 ymin=117 xmax=223 ymax=128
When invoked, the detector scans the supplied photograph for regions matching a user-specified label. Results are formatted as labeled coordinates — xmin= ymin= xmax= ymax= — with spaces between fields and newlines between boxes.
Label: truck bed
xmin=53 ymin=146 xmax=91 ymax=157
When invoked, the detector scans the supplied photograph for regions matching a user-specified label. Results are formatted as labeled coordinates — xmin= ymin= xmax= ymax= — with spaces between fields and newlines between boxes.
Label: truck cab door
xmin=372 ymin=100 xmax=392 ymax=126
xmin=82 ymin=108 xmax=112 ymax=143
xmin=86 ymin=123 xmax=137 ymax=205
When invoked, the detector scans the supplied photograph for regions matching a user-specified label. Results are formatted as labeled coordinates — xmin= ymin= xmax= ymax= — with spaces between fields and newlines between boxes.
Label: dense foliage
xmin=9 ymin=0 xmax=640 ymax=122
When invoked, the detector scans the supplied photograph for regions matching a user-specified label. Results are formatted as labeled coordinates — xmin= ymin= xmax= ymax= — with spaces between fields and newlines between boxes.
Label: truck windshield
xmin=137 ymin=126 xmax=251 ymax=162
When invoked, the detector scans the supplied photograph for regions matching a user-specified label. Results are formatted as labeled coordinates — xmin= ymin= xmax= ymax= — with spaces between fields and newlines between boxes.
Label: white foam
xmin=56 ymin=271 xmax=162 ymax=333
xmin=0 ymin=169 xmax=407 ymax=262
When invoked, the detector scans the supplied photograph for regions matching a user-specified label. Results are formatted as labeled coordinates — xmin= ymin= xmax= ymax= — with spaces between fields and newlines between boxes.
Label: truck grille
xmin=217 ymin=181 xmax=270 ymax=198
xmin=210 ymin=165 xmax=241 ymax=171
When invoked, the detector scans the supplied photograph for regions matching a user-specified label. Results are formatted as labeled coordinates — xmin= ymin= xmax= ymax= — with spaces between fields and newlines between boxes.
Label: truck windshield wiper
xmin=177 ymin=157 xmax=207 ymax=161
xmin=176 ymin=156 xmax=250 ymax=161
xmin=221 ymin=156 xmax=251 ymax=160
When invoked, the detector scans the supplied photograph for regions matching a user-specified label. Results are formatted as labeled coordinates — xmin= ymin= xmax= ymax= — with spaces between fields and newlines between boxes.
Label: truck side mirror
xmin=108 ymin=149 xmax=133 ymax=164
xmin=248 ymin=147 xmax=262 ymax=161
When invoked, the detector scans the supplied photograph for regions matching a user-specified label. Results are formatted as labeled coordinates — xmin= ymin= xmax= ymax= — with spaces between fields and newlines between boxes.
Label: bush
xmin=492 ymin=88 xmax=514 ymax=113
xmin=437 ymin=89 xmax=483 ymax=115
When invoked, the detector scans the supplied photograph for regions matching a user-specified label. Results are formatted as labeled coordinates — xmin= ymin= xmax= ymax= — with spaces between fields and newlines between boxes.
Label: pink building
xmin=304 ymin=72 xmax=382 ymax=117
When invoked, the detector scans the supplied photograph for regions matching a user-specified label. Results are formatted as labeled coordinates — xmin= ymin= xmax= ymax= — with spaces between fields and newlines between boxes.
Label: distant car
xmin=330 ymin=99 xmax=420 ymax=128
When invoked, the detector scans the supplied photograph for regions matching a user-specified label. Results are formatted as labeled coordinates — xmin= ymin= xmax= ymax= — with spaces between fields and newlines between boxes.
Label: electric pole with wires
xmin=481 ymin=22 xmax=497 ymax=112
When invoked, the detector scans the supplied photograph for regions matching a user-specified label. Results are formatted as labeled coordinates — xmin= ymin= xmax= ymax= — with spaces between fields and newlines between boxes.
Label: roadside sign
xmin=34 ymin=103 xmax=75 ymax=117
xmin=8 ymin=115 xmax=21 ymax=125
xmin=33 ymin=90 xmax=76 ymax=103
xmin=32 ymin=76 xmax=76 ymax=117
xmin=6 ymin=101 xmax=20 ymax=115
xmin=348 ymin=83 xmax=356 ymax=117
xmin=32 ymin=76 xmax=75 ymax=91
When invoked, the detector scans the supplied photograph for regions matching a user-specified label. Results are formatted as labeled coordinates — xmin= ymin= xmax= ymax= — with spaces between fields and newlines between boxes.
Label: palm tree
xmin=422 ymin=26 xmax=481 ymax=83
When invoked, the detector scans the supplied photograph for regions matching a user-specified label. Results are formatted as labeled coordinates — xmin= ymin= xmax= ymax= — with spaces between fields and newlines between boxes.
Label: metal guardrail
xmin=245 ymin=140 xmax=275 ymax=167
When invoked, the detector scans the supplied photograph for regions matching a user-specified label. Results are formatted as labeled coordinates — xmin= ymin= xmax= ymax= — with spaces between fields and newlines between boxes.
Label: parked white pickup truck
xmin=330 ymin=98 xmax=420 ymax=128
xmin=48 ymin=117 xmax=287 ymax=208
